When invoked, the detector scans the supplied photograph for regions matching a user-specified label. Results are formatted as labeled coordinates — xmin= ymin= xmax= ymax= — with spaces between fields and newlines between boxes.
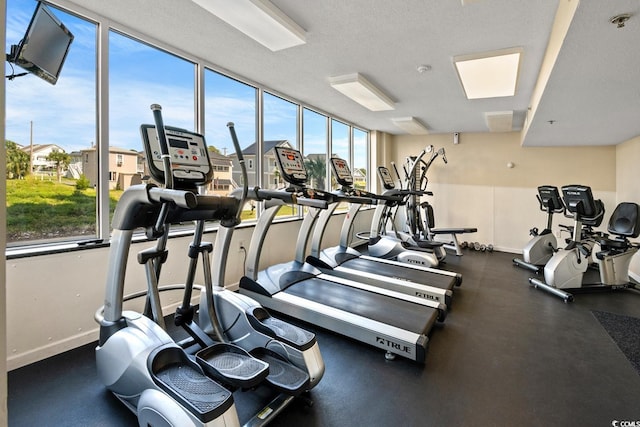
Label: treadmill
xmin=239 ymin=146 xmax=444 ymax=362
xmin=306 ymin=156 xmax=459 ymax=307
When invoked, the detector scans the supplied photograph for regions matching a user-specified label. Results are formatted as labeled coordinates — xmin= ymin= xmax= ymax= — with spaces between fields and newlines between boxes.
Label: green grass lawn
xmin=6 ymin=177 xmax=121 ymax=243
xmin=6 ymin=177 xmax=298 ymax=243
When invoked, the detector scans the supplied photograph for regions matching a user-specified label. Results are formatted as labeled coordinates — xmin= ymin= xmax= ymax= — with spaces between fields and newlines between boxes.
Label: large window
xmin=302 ymin=108 xmax=328 ymax=191
xmin=263 ymin=92 xmax=297 ymax=190
xmin=204 ymin=69 xmax=257 ymax=220
xmin=353 ymin=128 xmax=369 ymax=190
xmin=109 ymin=30 xmax=195 ymax=190
xmin=331 ymin=119 xmax=350 ymax=191
xmin=5 ymin=2 xmax=97 ymax=245
xmin=4 ymin=0 xmax=369 ymax=250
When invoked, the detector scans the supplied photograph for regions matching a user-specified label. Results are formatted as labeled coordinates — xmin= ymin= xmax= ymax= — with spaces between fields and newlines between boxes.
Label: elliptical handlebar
xmin=227 ymin=122 xmax=248 ymax=227
xmin=148 ymin=186 xmax=197 ymax=209
xmin=150 ymin=104 xmax=174 ymax=191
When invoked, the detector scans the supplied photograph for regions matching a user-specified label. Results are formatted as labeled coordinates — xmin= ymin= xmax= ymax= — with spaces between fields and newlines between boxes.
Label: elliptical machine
xmin=389 ymin=146 xmax=447 ymax=263
xmin=528 ymin=184 xmax=640 ymax=302
xmin=366 ymin=165 xmax=441 ymax=268
xmin=390 ymin=146 xmax=477 ymax=257
xmin=95 ymin=105 xmax=323 ymax=426
xmin=513 ymin=185 xmax=566 ymax=273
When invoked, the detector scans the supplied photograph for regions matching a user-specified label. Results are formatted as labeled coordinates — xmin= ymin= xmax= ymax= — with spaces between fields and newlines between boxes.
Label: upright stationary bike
xmin=513 ymin=185 xmax=565 ymax=273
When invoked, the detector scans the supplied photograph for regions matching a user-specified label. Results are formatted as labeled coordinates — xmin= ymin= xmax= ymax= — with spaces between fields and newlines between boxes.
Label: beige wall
xmin=388 ymin=132 xmax=616 ymax=190
xmin=615 ymin=136 xmax=640 ymax=278
xmin=386 ymin=131 xmax=638 ymax=279
xmin=616 ymin=136 xmax=640 ymax=203
xmin=385 ymin=131 xmax=618 ymax=252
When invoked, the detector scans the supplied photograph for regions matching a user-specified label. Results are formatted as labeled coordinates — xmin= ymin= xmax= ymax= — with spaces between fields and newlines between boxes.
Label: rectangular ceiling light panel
xmin=329 ymin=73 xmax=395 ymax=111
xmin=192 ymin=0 xmax=306 ymax=51
xmin=392 ymin=117 xmax=429 ymax=135
xmin=454 ymin=49 xmax=522 ymax=99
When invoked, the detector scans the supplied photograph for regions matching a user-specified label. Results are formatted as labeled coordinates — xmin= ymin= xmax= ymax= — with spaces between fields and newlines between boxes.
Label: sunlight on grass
xmin=6 ymin=177 xmax=297 ymax=243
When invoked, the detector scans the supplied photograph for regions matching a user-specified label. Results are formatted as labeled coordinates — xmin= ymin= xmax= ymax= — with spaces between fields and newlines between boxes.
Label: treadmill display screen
xmin=274 ymin=146 xmax=308 ymax=185
xmin=377 ymin=166 xmax=395 ymax=190
xmin=330 ymin=157 xmax=353 ymax=186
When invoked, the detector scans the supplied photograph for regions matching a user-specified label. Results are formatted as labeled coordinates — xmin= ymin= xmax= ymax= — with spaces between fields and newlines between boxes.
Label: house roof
xmin=20 ymin=144 xmax=64 ymax=153
xmin=208 ymin=151 xmax=232 ymax=165
xmin=230 ymin=140 xmax=291 ymax=156
xmin=80 ymin=146 xmax=142 ymax=156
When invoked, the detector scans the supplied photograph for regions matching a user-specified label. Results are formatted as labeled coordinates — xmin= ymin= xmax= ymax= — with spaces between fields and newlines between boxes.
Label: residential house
xmin=20 ymin=143 xmax=66 ymax=177
xmin=207 ymin=151 xmax=234 ymax=196
xmin=352 ymin=167 xmax=366 ymax=189
xmin=81 ymin=146 xmax=143 ymax=190
xmin=228 ymin=140 xmax=293 ymax=189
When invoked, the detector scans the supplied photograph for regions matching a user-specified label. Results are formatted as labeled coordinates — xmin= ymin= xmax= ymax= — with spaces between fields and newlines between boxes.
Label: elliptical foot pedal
xmin=150 ymin=346 xmax=235 ymax=423
xmin=196 ymin=343 xmax=269 ymax=389
xmin=253 ymin=314 xmax=316 ymax=350
xmin=250 ymin=348 xmax=310 ymax=396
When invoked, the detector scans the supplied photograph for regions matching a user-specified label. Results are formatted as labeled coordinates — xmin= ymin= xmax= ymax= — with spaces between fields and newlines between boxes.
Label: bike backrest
xmin=608 ymin=202 xmax=640 ymax=238
xmin=582 ymin=200 xmax=605 ymax=227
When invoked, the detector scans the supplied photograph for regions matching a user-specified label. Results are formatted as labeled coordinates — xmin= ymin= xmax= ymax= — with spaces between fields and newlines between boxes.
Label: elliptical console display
xmin=274 ymin=146 xmax=308 ymax=185
xmin=377 ymin=166 xmax=395 ymax=190
xmin=141 ymin=124 xmax=213 ymax=187
xmin=330 ymin=157 xmax=354 ymax=187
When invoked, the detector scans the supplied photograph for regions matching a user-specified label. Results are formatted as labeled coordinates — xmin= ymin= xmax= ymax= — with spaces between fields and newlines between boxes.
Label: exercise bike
xmin=529 ymin=184 xmax=640 ymax=302
xmin=513 ymin=185 xmax=566 ymax=273
xmin=95 ymin=105 xmax=323 ymax=426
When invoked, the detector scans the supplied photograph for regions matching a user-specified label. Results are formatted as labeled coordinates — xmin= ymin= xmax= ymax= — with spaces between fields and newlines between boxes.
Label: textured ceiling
xmin=66 ymin=0 xmax=640 ymax=146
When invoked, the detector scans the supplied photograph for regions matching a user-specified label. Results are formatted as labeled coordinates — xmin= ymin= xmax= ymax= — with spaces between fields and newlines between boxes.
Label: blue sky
xmin=5 ymin=0 xmax=366 ymax=168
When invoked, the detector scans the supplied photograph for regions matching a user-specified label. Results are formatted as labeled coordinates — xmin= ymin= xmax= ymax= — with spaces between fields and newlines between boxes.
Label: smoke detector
xmin=610 ymin=14 xmax=631 ymax=28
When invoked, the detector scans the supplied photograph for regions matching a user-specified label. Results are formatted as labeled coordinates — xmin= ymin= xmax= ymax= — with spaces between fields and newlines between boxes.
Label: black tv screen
xmin=7 ymin=2 xmax=74 ymax=85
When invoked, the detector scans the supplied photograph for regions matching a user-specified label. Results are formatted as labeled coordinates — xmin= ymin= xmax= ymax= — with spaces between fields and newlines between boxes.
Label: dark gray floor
xmin=8 ymin=250 xmax=640 ymax=426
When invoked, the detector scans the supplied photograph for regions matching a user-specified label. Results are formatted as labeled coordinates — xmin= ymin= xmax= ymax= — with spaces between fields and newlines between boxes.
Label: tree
xmin=46 ymin=149 xmax=71 ymax=182
xmin=304 ymin=156 xmax=326 ymax=190
xmin=208 ymin=145 xmax=221 ymax=155
xmin=5 ymin=140 xmax=30 ymax=179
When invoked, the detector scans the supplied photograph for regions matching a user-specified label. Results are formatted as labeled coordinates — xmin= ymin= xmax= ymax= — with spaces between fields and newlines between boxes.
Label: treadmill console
xmin=377 ymin=166 xmax=395 ymax=190
xmin=274 ymin=146 xmax=308 ymax=185
xmin=140 ymin=124 xmax=213 ymax=187
xmin=330 ymin=157 xmax=353 ymax=187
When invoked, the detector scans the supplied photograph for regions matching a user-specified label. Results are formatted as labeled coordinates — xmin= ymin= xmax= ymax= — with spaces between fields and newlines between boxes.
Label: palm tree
xmin=304 ymin=156 xmax=326 ymax=190
xmin=5 ymin=140 xmax=30 ymax=179
xmin=46 ymin=149 xmax=71 ymax=182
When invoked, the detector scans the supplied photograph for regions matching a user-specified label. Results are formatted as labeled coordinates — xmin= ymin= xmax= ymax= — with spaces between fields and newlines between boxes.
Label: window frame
xmin=5 ymin=0 xmax=370 ymax=257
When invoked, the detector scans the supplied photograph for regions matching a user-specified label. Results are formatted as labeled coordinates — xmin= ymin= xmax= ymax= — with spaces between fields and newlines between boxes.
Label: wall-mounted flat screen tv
xmin=7 ymin=2 xmax=74 ymax=85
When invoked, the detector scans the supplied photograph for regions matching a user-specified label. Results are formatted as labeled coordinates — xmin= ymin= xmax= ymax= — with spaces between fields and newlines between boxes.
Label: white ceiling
xmin=67 ymin=0 xmax=640 ymax=146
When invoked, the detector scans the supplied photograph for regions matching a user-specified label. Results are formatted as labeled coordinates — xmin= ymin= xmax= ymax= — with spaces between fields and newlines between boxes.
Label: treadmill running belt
xmin=341 ymin=257 xmax=455 ymax=289
xmin=284 ymin=277 xmax=437 ymax=334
